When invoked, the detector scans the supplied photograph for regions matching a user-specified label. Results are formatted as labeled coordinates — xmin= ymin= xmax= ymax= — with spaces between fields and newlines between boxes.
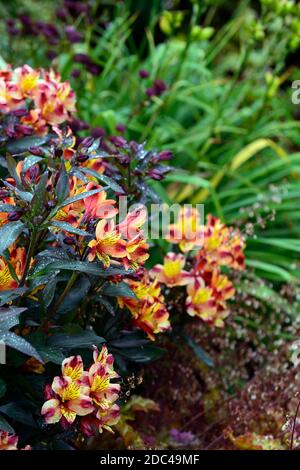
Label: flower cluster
xmin=0 ymin=134 xmax=150 ymax=285
xmin=0 ymin=65 xmax=75 ymax=140
xmin=41 ymin=346 xmax=120 ymax=435
xmin=0 ymin=431 xmax=31 ymax=451
xmin=118 ymin=270 xmax=171 ymax=340
xmin=150 ymin=210 xmax=245 ymax=327
xmin=87 ymin=207 xmax=149 ymax=270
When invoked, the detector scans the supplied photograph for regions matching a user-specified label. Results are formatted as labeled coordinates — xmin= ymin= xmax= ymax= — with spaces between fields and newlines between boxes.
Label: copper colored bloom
xmin=150 ymin=252 xmax=191 ymax=287
xmin=167 ymin=207 xmax=203 ymax=252
xmin=88 ymin=219 xmax=127 ymax=268
xmin=0 ymin=246 xmax=26 ymax=291
xmin=202 ymin=215 xmax=245 ymax=270
xmin=118 ymin=273 xmax=170 ymax=340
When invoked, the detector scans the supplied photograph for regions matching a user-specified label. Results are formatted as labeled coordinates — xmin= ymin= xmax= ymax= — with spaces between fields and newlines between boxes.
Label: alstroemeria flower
xmin=87 ymin=362 xmax=120 ymax=410
xmin=41 ymin=375 xmax=94 ymax=424
xmin=0 ymin=246 xmax=26 ymax=291
xmin=96 ymin=403 xmax=120 ymax=433
xmin=80 ymin=403 xmax=120 ymax=436
xmin=41 ymin=355 xmax=94 ymax=424
xmin=0 ymin=74 xmax=23 ymax=112
xmin=83 ymin=182 xmax=118 ymax=220
xmin=186 ymin=268 xmax=235 ymax=328
xmin=202 ymin=215 xmax=245 ymax=270
xmin=122 ymin=234 xmax=149 ymax=270
xmin=117 ymin=206 xmax=147 ymax=240
xmin=82 ymin=158 xmax=105 ymax=175
xmin=118 ymin=273 xmax=170 ymax=340
xmin=0 ymin=431 xmax=31 ymax=451
xmin=21 ymin=108 xmax=47 ymax=135
xmin=150 ymin=252 xmax=191 ymax=287
xmin=186 ymin=277 xmax=217 ymax=324
xmin=0 ymin=65 xmax=76 ymax=135
xmin=167 ymin=207 xmax=204 ymax=252
xmin=88 ymin=219 xmax=127 ymax=268
xmin=116 ymin=207 xmax=149 ymax=270
xmin=133 ymin=299 xmax=170 ymax=341
xmin=42 ymin=349 xmax=120 ymax=434
xmin=14 ymin=65 xmax=39 ymax=97
xmin=92 ymin=345 xmax=118 ymax=377
xmin=61 ymin=355 xmax=85 ymax=382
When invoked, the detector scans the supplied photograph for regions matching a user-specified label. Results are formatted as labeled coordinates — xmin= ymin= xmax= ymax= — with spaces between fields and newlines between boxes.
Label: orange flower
xmin=0 ymin=246 xmax=26 ymax=291
xmin=21 ymin=109 xmax=47 ymax=135
xmin=150 ymin=252 xmax=191 ymax=287
xmin=202 ymin=215 xmax=245 ymax=270
xmin=122 ymin=235 xmax=149 ymax=270
xmin=88 ymin=219 xmax=127 ymax=268
xmin=118 ymin=273 xmax=170 ymax=340
xmin=117 ymin=206 xmax=147 ymax=240
xmin=167 ymin=207 xmax=203 ymax=252
xmin=186 ymin=277 xmax=217 ymax=323
xmin=0 ymin=65 xmax=76 ymax=131
xmin=14 ymin=65 xmax=39 ymax=97
xmin=83 ymin=182 xmax=118 ymax=220
xmin=117 ymin=207 xmax=149 ymax=270
xmin=186 ymin=268 xmax=235 ymax=328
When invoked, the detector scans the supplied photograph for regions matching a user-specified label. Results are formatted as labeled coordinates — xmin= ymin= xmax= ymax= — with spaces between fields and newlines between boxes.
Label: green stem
xmin=51 ymin=272 xmax=78 ymax=317
xmin=19 ymin=228 xmax=39 ymax=286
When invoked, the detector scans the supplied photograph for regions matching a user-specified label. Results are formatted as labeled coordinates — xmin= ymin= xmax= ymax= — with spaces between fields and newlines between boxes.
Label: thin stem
xmin=290 ymin=395 xmax=300 ymax=450
xmin=51 ymin=271 xmax=78 ymax=317
xmin=19 ymin=228 xmax=39 ymax=286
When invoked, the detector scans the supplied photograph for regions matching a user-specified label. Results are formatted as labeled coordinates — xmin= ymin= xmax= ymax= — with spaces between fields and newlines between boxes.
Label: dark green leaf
xmin=32 ymin=260 xmax=131 ymax=278
xmin=0 ymin=402 xmax=36 ymax=427
xmin=112 ymin=344 xmax=164 ymax=363
xmin=3 ymin=181 xmax=33 ymax=202
xmin=6 ymin=155 xmax=22 ymax=188
xmin=50 ymin=220 xmax=91 ymax=237
xmin=50 ymin=187 xmax=107 ymax=217
xmin=95 ymin=296 xmax=115 ymax=315
xmin=102 ymin=281 xmax=136 ymax=298
xmin=56 ymin=162 xmax=70 ymax=203
xmin=0 ymin=332 xmax=43 ymax=362
xmin=0 ymin=221 xmax=25 ymax=254
xmin=0 ymin=288 xmax=27 ymax=307
xmin=57 ymin=277 xmax=91 ymax=314
xmin=22 ymin=155 xmax=43 ymax=173
xmin=81 ymin=168 xmax=124 ymax=193
xmin=48 ymin=329 xmax=105 ymax=350
xmin=0 ymin=414 xmax=14 ymax=433
xmin=41 ymin=277 xmax=58 ymax=308
xmin=7 ymin=135 xmax=49 ymax=154
xmin=182 ymin=334 xmax=214 ymax=368
xmin=31 ymin=173 xmax=48 ymax=217
xmin=0 ymin=379 xmax=7 ymax=399
xmin=0 ymin=307 xmax=27 ymax=329
xmin=36 ymin=346 xmax=65 ymax=365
